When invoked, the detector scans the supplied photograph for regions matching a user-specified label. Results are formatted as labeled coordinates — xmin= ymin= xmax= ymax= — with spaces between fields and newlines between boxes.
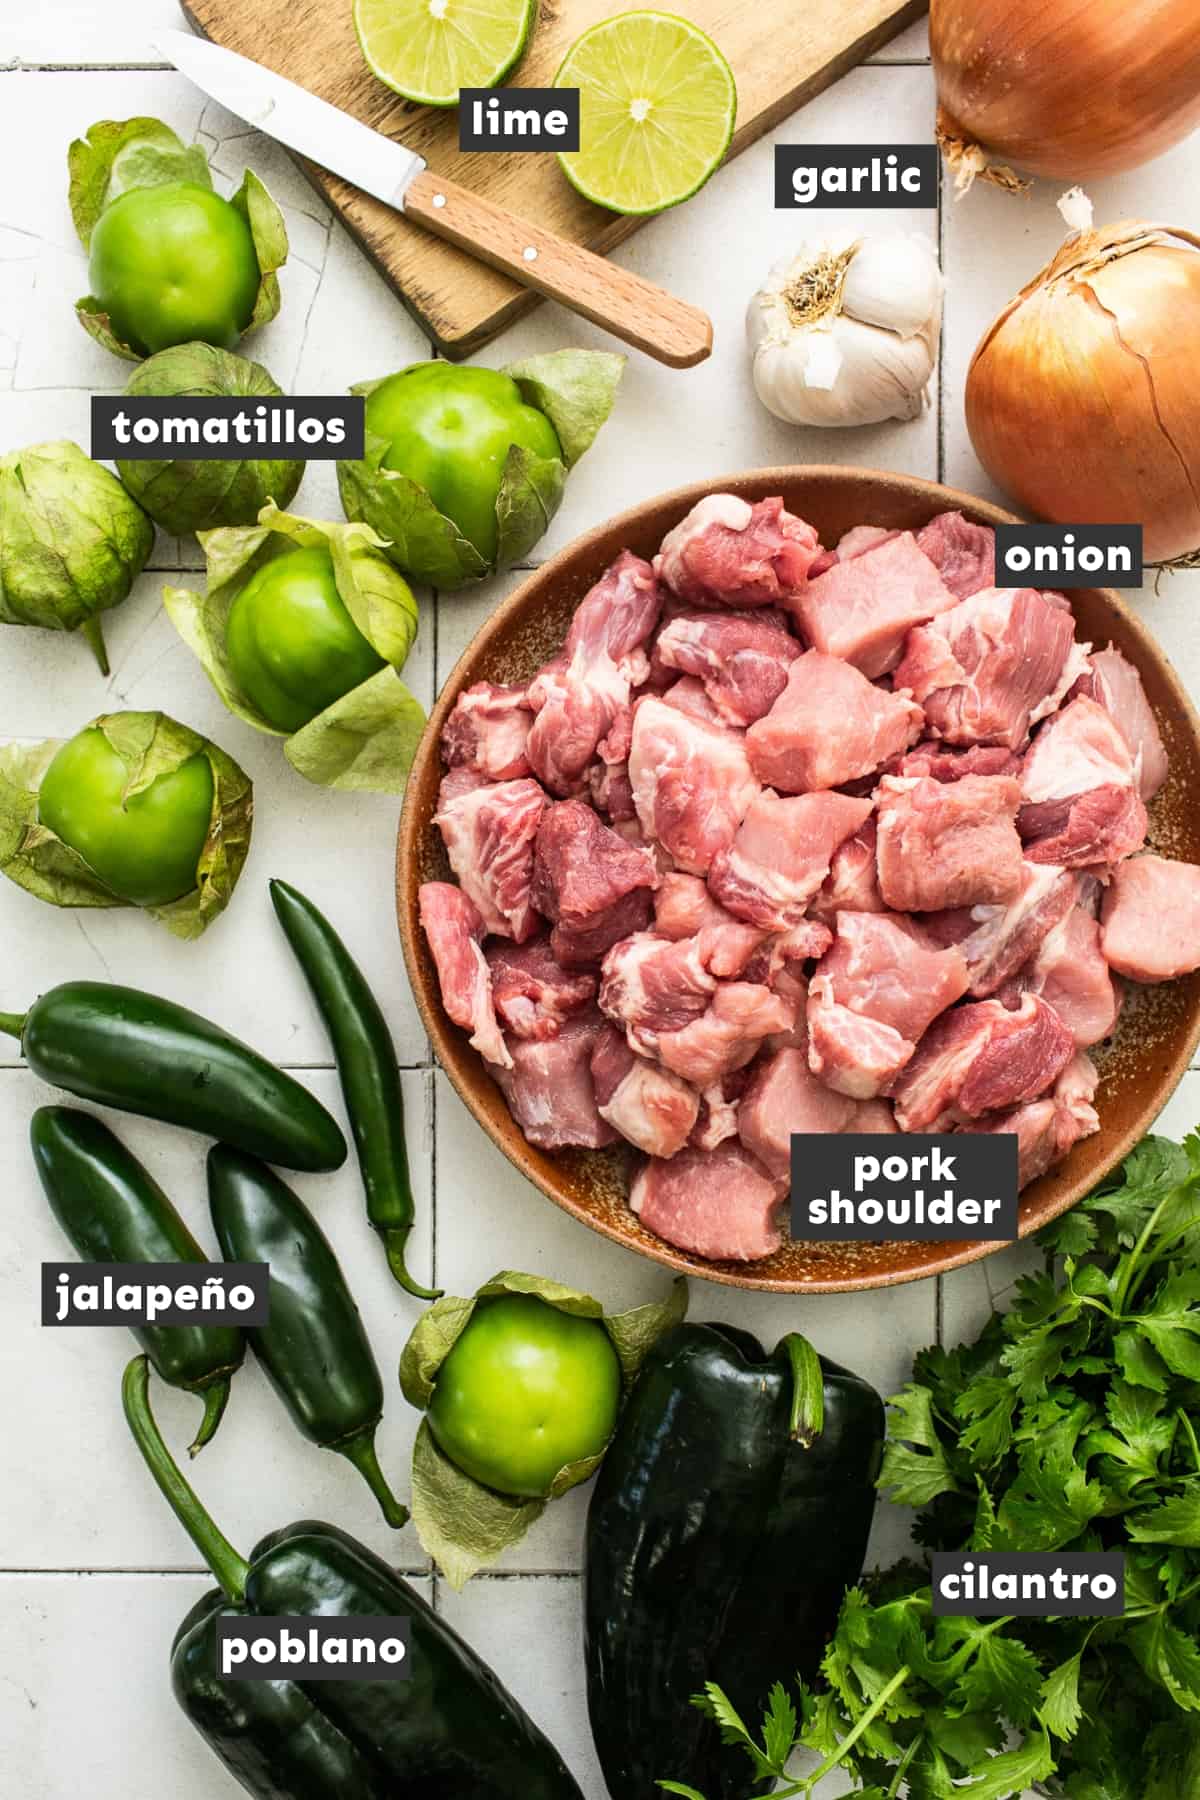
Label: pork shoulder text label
xmin=791 ymin=1135 xmax=1019 ymax=1241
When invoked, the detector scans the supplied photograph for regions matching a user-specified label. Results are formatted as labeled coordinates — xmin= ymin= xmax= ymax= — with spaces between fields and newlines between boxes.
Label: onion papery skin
xmin=966 ymin=223 xmax=1200 ymax=563
xmin=932 ymin=0 xmax=1200 ymax=182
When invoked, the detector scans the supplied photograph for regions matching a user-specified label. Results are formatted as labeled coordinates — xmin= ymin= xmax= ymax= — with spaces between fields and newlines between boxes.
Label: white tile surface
xmin=3 ymin=5 xmax=1200 ymax=1795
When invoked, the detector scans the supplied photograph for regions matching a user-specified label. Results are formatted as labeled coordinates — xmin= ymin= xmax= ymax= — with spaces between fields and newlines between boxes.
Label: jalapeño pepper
xmin=124 ymin=1355 xmax=586 ymax=1799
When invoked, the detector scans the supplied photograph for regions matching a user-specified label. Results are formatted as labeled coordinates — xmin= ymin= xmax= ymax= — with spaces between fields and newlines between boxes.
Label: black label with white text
xmin=459 ymin=87 xmax=580 ymax=151
xmin=217 ymin=1616 xmax=411 ymax=1680
xmin=932 ymin=1553 xmax=1125 ymax=1618
xmin=774 ymin=144 xmax=938 ymax=208
xmin=994 ymin=524 xmax=1143 ymax=588
xmin=42 ymin=1262 xmax=270 ymax=1327
xmin=791 ymin=1135 xmax=1019 ymax=1241
xmin=92 ymin=396 xmax=363 ymax=461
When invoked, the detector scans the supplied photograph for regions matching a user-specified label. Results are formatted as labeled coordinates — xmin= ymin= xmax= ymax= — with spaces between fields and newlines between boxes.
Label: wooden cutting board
xmin=182 ymin=0 xmax=927 ymax=358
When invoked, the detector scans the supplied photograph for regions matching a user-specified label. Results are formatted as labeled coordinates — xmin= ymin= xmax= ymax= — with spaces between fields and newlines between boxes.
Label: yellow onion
xmin=932 ymin=0 xmax=1200 ymax=191
xmin=966 ymin=221 xmax=1200 ymax=562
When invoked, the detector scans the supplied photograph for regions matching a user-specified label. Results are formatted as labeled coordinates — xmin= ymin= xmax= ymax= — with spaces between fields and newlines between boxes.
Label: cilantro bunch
xmin=666 ymin=1132 xmax=1200 ymax=1799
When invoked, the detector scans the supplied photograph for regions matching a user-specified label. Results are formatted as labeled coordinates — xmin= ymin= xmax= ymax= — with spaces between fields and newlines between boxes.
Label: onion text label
xmin=774 ymin=146 xmax=937 ymax=208
xmin=91 ymin=396 xmax=364 ymax=461
xmin=994 ymin=524 xmax=1143 ymax=587
xmin=459 ymin=88 xmax=581 ymax=152
xmin=42 ymin=1262 xmax=270 ymax=1328
xmin=791 ymin=1135 xmax=1019 ymax=1242
xmin=932 ymin=1554 xmax=1125 ymax=1619
xmin=217 ymin=1617 xmax=411 ymax=1681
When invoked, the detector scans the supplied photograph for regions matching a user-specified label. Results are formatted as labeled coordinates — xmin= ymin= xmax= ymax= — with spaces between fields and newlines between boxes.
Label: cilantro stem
xmin=1114 ymin=1189 xmax=1178 ymax=1313
xmin=1176 ymin=1407 xmax=1200 ymax=1474
xmin=886 ymin=1735 xmax=921 ymax=1799
xmin=792 ymin=1665 xmax=911 ymax=1793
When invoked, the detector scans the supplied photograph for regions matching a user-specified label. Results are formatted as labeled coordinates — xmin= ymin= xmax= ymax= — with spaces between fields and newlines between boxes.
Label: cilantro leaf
xmin=996 ymin=1445 xmax=1105 ymax=1549
xmin=1128 ymin=1483 xmax=1200 ymax=1548
xmin=880 ymin=1385 xmax=960 ymax=1505
xmin=950 ymin=1633 xmax=1044 ymax=1729
xmin=1127 ymin=1615 xmax=1200 ymax=1711
xmin=761 ymin=1681 xmax=797 ymax=1769
xmin=954 ymin=1376 xmax=1016 ymax=1467
xmin=1040 ymin=1650 xmax=1085 ymax=1740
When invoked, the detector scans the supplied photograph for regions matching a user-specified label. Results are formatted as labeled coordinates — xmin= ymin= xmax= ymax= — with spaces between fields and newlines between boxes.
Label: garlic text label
xmin=791 ymin=1135 xmax=1018 ymax=1242
xmin=994 ymin=524 xmax=1143 ymax=587
xmin=42 ymin=1262 xmax=269 ymax=1327
xmin=932 ymin=1554 xmax=1125 ymax=1619
xmin=774 ymin=146 xmax=937 ymax=208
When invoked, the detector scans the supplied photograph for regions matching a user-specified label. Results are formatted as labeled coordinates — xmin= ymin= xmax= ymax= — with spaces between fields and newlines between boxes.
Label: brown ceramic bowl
xmin=397 ymin=468 xmax=1200 ymax=1293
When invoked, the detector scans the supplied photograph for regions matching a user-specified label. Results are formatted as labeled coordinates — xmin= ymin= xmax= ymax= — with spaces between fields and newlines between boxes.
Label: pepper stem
xmin=187 ymin=1376 xmax=232 ymax=1458
xmin=81 ymin=616 xmax=110 ymax=677
xmin=0 ymin=1011 xmax=26 ymax=1042
xmin=122 ymin=1356 xmax=251 ymax=1601
xmin=382 ymin=1226 xmax=443 ymax=1301
xmin=781 ymin=1333 xmax=825 ymax=1448
xmin=336 ymin=1427 xmax=410 ymax=1529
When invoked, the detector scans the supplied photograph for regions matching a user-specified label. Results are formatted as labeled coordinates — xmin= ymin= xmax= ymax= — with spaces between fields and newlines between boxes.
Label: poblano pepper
xmin=123 ymin=1355 xmax=586 ymax=1800
xmin=583 ymin=1322 xmax=885 ymax=1799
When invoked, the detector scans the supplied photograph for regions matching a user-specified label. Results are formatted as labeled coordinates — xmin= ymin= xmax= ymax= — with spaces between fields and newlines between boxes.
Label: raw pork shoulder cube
xmin=1019 ymin=696 xmax=1148 ymax=868
xmin=795 ymin=531 xmax=959 ymax=678
xmin=492 ymin=1007 xmax=618 ymax=1150
xmin=811 ymin=817 xmax=883 ymax=921
xmin=434 ymin=769 xmax=547 ymax=941
xmin=658 ymin=674 xmax=727 ymax=726
xmin=875 ymin=774 xmax=1024 ymax=912
xmin=894 ymin=587 xmax=1080 ymax=749
xmin=891 ymin=993 xmax=1075 ymax=1132
xmin=807 ymin=912 xmax=970 ymax=1098
xmin=1006 ymin=898 xmax=1119 ymax=1048
xmin=590 ymin=1023 xmax=699 ymax=1158
xmin=916 ymin=510 xmax=995 ymax=599
xmin=739 ymin=1047 xmax=896 ymax=1179
xmin=1100 ymin=855 xmax=1200 ymax=982
xmin=631 ymin=1140 xmax=786 ymax=1262
xmin=1073 ymin=647 xmax=1169 ymax=802
xmin=629 ymin=695 xmax=760 ymax=875
xmin=654 ymin=493 xmax=821 ymax=609
xmin=418 ymin=882 xmax=511 ymax=1069
xmin=442 ymin=681 xmax=532 ymax=781
xmin=894 ymin=742 xmax=1024 ymax=783
xmin=928 ymin=863 xmax=1078 ymax=998
xmin=526 ymin=550 xmax=661 ymax=794
xmin=708 ymin=789 xmax=874 ymax=930
xmin=599 ymin=933 xmax=717 ymax=1038
xmin=654 ymin=608 xmax=802 ymax=725
xmin=485 ymin=936 xmax=598 ymax=1041
xmin=652 ymin=983 xmax=794 ymax=1087
xmin=956 ymin=1053 xmax=1100 ymax=1188
xmin=745 ymin=651 xmax=923 ymax=792
xmin=652 ymin=873 xmax=767 ymax=977
xmin=532 ymin=799 xmax=658 ymax=967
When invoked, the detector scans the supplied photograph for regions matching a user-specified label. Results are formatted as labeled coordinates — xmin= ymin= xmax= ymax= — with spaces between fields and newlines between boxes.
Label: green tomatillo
xmin=0 ymin=710 xmax=253 ymax=939
xmin=337 ymin=349 xmax=625 ymax=589
xmin=69 ymin=116 xmax=287 ymax=362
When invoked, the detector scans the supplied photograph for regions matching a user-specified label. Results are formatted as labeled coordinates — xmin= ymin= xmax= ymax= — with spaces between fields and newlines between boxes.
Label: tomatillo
xmin=88 ymin=182 xmax=259 ymax=357
xmin=226 ymin=545 xmax=386 ymax=734
xmin=426 ymin=1293 xmax=621 ymax=1498
xmin=38 ymin=727 xmax=213 ymax=907
xmin=368 ymin=364 xmax=562 ymax=564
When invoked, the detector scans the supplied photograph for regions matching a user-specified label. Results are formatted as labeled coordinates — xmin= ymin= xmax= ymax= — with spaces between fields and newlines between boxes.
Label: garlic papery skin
xmin=747 ymin=232 xmax=944 ymax=428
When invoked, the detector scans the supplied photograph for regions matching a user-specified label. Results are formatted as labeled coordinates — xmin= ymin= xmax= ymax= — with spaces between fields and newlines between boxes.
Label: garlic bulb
xmin=746 ymin=232 xmax=945 ymax=428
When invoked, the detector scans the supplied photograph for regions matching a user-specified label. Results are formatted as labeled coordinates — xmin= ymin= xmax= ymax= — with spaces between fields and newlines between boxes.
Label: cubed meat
xmin=1007 ymin=898 xmax=1119 ymax=1047
xmin=894 ymin=742 xmax=1024 ymax=783
xmin=927 ymin=863 xmax=1078 ymax=998
xmin=807 ymin=912 xmax=970 ymax=1098
xmin=526 ymin=550 xmax=661 ymax=794
xmin=591 ymin=1023 xmax=699 ymax=1158
xmin=654 ymin=608 xmax=802 ymax=726
xmin=765 ymin=966 xmax=809 ymax=1052
xmin=599 ymin=933 xmax=717 ymax=1037
xmin=795 ymin=531 xmax=959 ymax=678
xmin=652 ymin=983 xmax=794 ymax=1087
xmin=418 ymin=882 xmax=511 ymax=1069
xmin=434 ymin=769 xmax=547 ymax=941
xmin=651 ymin=873 xmax=766 ymax=977
xmin=875 ymin=773 xmax=1024 ymax=911
xmin=745 ymin=651 xmax=923 ymax=793
xmin=532 ymin=799 xmax=659 ymax=968
xmin=916 ymin=510 xmax=995 ymax=599
xmin=739 ymin=1047 xmax=897 ymax=1180
xmin=811 ymin=817 xmax=883 ymax=922
xmin=1074 ymin=647 xmax=1168 ymax=802
xmin=1019 ymin=696 xmax=1148 ymax=867
xmin=956 ymin=1052 xmax=1100 ymax=1188
xmin=441 ymin=681 xmax=532 ymax=780
xmin=485 ymin=936 xmax=598 ymax=1042
xmin=631 ymin=1141 xmax=786 ymax=1262
xmin=709 ymin=789 xmax=874 ymax=930
xmin=691 ymin=1072 xmax=748 ymax=1151
xmin=891 ymin=993 xmax=1075 ymax=1132
xmin=1100 ymin=855 xmax=1200 ymax=982
xmin=654 ymin=493 xmax=821 ymax=609
xmin=587 ymin=760 xmax=637 ymax=821
xmin=894 ymin=587 xmax=1081 ymax=749
xmin=492 ymin=1008 xmax=617 ymax=1150
xmin=832 ymin=524 xmax=897 ymax=563
xmin=629 ymin=695 xmax=760 ymax=875
xmin=658 ymin=675 xmax=728 ymax=727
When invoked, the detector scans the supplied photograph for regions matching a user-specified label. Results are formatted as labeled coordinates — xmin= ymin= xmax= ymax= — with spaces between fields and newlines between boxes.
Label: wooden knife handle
xmin=404 ymin=169 xmax=712 ymax=369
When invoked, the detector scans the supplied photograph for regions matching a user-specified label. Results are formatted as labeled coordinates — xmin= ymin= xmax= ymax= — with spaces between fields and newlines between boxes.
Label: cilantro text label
xmin=932 ymin=1554 xmax=1125 ymax=1618
xmin=217 ymin=1616 xmax=411 ymax=1681
xmin=792 ymin=1135 xmax=1019 ymax=1242
xmin=42 ymin=1262 xmax=269 ymax=1327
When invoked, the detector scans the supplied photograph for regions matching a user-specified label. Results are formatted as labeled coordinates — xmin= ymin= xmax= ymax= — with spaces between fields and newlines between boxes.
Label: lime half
xmin=355 ymin=0 xmax=536 ymax=108
xmin=554 ymin=11 xmax=736 ymax=215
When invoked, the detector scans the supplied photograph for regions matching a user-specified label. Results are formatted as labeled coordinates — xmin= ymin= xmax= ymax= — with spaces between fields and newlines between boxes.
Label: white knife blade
xmin=154 ymin=29 xmax=426 ymax=208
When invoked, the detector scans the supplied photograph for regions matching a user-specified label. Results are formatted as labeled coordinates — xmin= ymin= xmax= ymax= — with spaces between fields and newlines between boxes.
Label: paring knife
xmin=154 ymin=29 xmax=713 ymax=369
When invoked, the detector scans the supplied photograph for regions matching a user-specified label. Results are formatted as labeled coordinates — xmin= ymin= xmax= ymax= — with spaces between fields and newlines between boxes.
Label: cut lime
xmin=554 ymin=11 xmax=737 ymax=216
xmin=355 ymin=0 xmax=536 ymax=108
